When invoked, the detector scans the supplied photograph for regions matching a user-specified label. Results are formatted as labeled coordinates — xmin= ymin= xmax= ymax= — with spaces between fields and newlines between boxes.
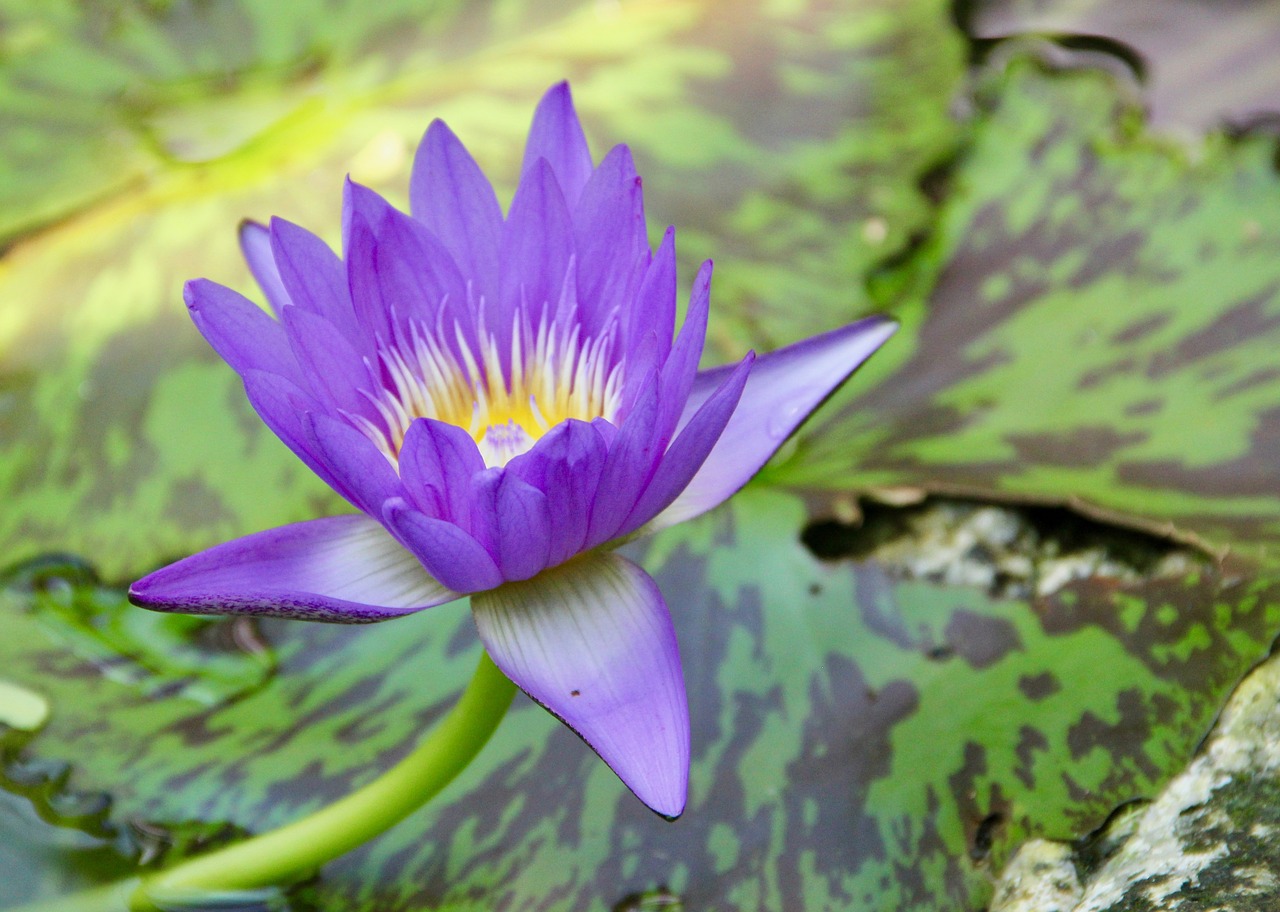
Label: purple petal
xmin=344 ymin=179 xmax=469 ymax=346
xmin=341 ymin=177 xmax=375 ymax=259
xmin=465 ymin=468 xmax=500 ymax=557
xmin=522 ymin=81 xmax=594 ymax=208
xmin=471 ymin=551 xmax=688 ymax=817
xmin=281 ymin=307 xmax=374 ymax=418
xmin=469 ymin=470 xmax=552 ymax=581
xmin=240 ymin=369 xmax=352 ymax=499
xmin=184 ymin=279 xmax=302 ymax=387
xmin=499 ymin=158 xmax=574 ymax=346
xmin=398 ymin=418 xmax=485 ymax=525
xmin=619 ymin=329 xmax=661 ymax=418
xmin=591 ymin=415 xmax=619 ymax=449
xmin=384 ymin=499 xmax=503 ymax=593
xmin=585 ymin=371 xmax=662 ymax=548
xmin=344 ymin=212 xmax=395 ymax=342
xmin=494 ymin=474 xmax=551 ymax=580
xmin=573 ymin=144 xmax=648 ymax=333
xmin=507 ymin=419 xmax=610 ymax=566
xmin=655 ymin=259 xmax=712 ymax=436
xmin=621 ymin=353 xmax=754 ymax=536
xmin=130 ymin=515 xmax=457 ymax=622
xmin=306 ymin=413 xmax=403 ymax=517
xmin=409 ymin=119 xmax=503 ymax=298
xmin=626 ymin=226 xmax=676 ymax=363
xmin=238 ymin=220 xmax=290 ymax=316
xmin=269 ymin=217 xmax=364 ymax=344
xmin=652 ymin=316 xmax=898 ymax=530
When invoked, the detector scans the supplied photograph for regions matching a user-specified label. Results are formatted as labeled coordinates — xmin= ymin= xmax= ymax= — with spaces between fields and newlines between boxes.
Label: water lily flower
xmin=130 ymin=83 xmax=895 ymax=819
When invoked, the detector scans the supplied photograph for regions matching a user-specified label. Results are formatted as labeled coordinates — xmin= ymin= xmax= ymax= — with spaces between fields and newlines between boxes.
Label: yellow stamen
xmin=354 ymin=308 xmax=623 ymax=469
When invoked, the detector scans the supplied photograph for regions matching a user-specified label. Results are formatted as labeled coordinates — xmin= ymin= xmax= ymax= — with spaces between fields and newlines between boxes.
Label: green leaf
xmin=5 ymin=557 xmax=274 ymax=707
xmin=4 ymin=492 xmax=1278 ymax=911
xmin=966 ymin=0 xmax=1280 ymax=133
xmin=790 ymin=55 xmax=1280 ymax=556
xmin=0 ymin=0 xmax=964 ymax=579
xmin=8 ymin=4 xmax=1280 ymax=911
xmin=0 ymin=0 xmax=505 ymax=243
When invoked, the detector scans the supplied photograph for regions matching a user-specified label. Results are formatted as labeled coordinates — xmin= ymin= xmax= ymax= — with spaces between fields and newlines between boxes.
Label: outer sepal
xmin=471 ymin=551 xmax=689 ymax=818
xmin=129 ymin=515 xmax=458 ymax=622
xmin=652 ymin=316 xmax=898 ymax=529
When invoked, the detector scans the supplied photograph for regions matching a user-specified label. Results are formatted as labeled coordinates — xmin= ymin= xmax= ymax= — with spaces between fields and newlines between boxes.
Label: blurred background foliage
xmin=5 ymin=1 xmax=1280 ymax=910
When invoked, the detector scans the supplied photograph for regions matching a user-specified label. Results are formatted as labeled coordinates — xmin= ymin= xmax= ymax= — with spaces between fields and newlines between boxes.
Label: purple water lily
xmin=130 ymin=83 xmax=895 ymax=818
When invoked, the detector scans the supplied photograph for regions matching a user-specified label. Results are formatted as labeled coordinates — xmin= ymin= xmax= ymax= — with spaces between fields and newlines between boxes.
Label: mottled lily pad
xmin=0 ymin=0 xmax=533 ymax=243
xmin=4 ymin=491 xmax=1278 ymax=911
xmin=4 ymin=557 xmax=274 ymax=707
xmin=790 ymin=55 xmax=1280 ymax=558
xmin=0 ymin=0 xmax=964 ymax=580
xmin=7 ymin=3 xmax=1280 ymax=912
xmin=965 ymin=0 xmax=1280 ymax=133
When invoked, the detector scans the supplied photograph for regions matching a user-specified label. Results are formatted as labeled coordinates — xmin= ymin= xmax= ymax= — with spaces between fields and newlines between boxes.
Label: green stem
xmin=8 ymin=881 xmax=141 ymax=912
xmin=130 ymin=650 xmax=514 ymax=911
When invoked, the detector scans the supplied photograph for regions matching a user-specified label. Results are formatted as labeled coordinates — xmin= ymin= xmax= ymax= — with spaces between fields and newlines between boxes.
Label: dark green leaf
xmin=4 ymin=492 xmax=1276 ymax=910
xmin=791 ymin=56 xmax=1280 ymax=556
xmin=966 ymin=0 xmax=1280 ymax=133
xmin=0 ymin=0 xmax=964 ymax=578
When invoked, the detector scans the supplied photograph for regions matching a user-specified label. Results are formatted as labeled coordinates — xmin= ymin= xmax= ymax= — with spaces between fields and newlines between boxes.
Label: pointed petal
xmin=281 ymin=307 xmax=374 ymax=418
xmin=410 ymin=119 xmax=503 ymax=294
xmin=522 ymin=81 xmax=593 ymax=208
xmin=655 ymin=259 xmax=712 ymax=435
xmin=345 ymin=181 xmax=468 ymax=346
xmin=619 ymin=328 xmax=661 ymax=418
xmin=621 ymin=353 xmax=753 ymax=535
xmin=269 ymin=217 xmax=363 ymax=344
xmin=493 ymin=473 xmax=551 ymax=581
xmin=652 ymin=317 xmax=898 ymax=530
xmin=626 ymin=227 xmax=676 ymax=362
xmin=239 ymin=369 xmax=350 ymax=500
xmin=471 ymin=552 xmax=688 ymax=817
xmin=398 ymin=418 xmax=486 ymax=524
xmin=130 ymin=515 xmax=457 ymax=622
xmin=306 ymin=413 xmax=403 ymax=517
xmin=573 ymin=144 xmax=648 ymax=332
xmin=344 ymin=211 xmax=395 ymax=343
xmin=184 ymin=279 xmax=302 ymax=387
xmin=238 ymin=220 xmax=290 ymax=316
xmin=468 ymin=470 xmax=552 ymax=581
xmin=384 ymin=499 xmax=503 ymax=593
xmin=585 ymin=370 xmax=663 ymax=548
xmin=500 ymin=158 xmax=574 ymax=340
xmin=507 ymin=418 xmax=610 ymax=566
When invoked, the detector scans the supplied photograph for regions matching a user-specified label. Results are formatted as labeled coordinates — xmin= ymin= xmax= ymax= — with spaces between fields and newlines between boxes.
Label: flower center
xmin=476 ymin=419 xmax=536 ymax=467
xmin=351 ymin=309 xmax=623 ymax=469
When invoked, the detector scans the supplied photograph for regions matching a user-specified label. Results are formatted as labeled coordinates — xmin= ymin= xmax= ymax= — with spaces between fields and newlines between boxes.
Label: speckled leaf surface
xmin=5 ymin=491 xmax=1278 ymax=911
xmin=7 ymin=2 xmax=1280 ymax=911
xmin=0 ymin=0 xmax=497 ymax=243
xmin=789 ymin=56 xmax=1280 ymax=557
xmin=965 ymin=0 xmax=1280 ymax=133
xmin=0 ymin=0 xmax=963 ymax=580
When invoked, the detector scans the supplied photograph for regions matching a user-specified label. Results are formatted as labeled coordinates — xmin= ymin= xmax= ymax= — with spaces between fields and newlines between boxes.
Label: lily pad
xmin=2 ymin=491 xmax=1277 ymax=910
xmin=0 ymin=0 xmax=540 ymax=243
xmin=789 ymin=54 xmax=1280 ymax=557
xmin=964 ymin=0 xmax=1280 ymax=133
xmin=3 ymin=557 xmax=274 ymax=707
xmin=7 ymin=4 xmax=1280 ymax=912
xmin=0 ymin=0 xmax=964 ymax=579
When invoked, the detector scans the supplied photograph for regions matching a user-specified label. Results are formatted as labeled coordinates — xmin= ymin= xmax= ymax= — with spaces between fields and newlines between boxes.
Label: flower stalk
xmin=129 ymin=650 xmax=514 ymax=910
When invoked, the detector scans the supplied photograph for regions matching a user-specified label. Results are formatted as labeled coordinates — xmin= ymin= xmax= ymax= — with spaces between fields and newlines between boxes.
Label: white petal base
xmin=471 ymin=551 xmax=689 ymax=818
